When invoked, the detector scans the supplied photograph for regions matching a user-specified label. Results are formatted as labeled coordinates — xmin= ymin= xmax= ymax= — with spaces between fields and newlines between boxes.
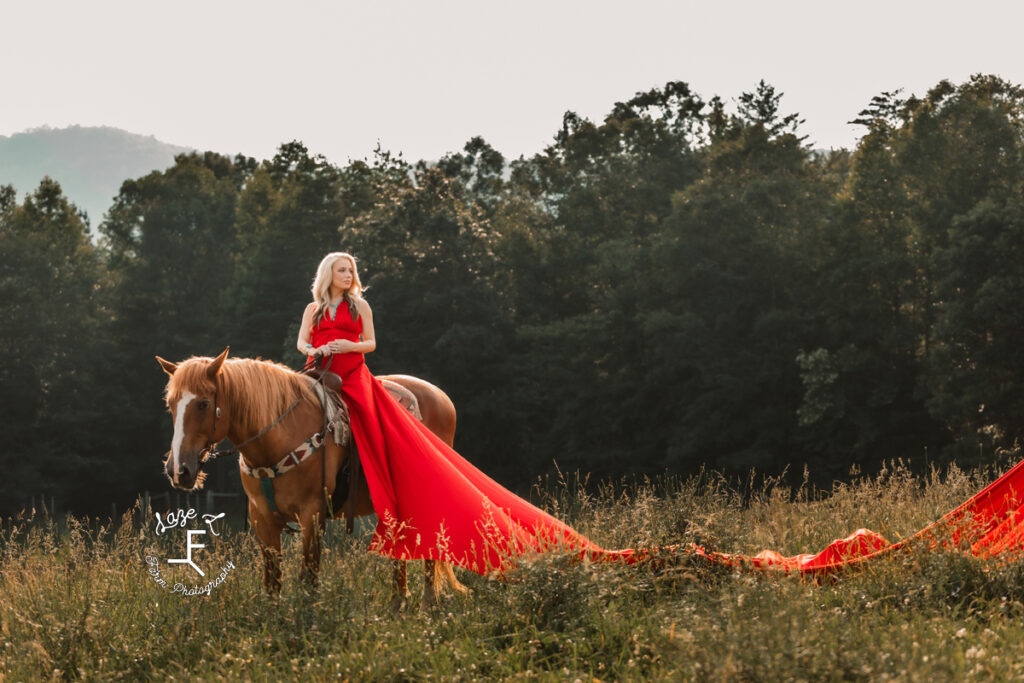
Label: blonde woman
xmin=296 ymin=252 xmax=375 ymax=378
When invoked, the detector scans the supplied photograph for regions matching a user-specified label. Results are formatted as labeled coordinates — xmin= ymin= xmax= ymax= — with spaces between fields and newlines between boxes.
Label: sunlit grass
xmin=3 ymin=459 xmax=1024 ymax=680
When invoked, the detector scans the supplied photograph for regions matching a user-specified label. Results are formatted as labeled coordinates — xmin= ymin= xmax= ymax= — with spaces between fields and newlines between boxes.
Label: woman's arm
xmin=327 ymin=299 xmax=377 ymax=354
xmin=296 ymin=303 xmax=329 ymax=356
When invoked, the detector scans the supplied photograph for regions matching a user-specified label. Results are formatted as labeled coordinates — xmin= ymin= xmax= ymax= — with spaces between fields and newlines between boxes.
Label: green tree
xmin=99 ymin=152 xmax=253 ymax=500
xmin=649 ymin=87 xmax=828 ymax=474
xmin=928 ymin=195 xmax=1024 ymax=447
xmin=839 ymin=76 xmax=1024 ymax=463
xmin=794 ymin=76 xmax=1024 ymax=471
xmin=901 ymin=78 xmax=1024 ymax=455
xmin=229 ymin=142 xmax=356 ymax=363
xmin=494 ymin=82 xmax=708 ymax=477
xmin=794 ymin=92 xmax=941 ymax=471
xmin=343 ymin=143 xmax=513 ymax=475
xmin=0 ymin=178 xmax=111 ymax=512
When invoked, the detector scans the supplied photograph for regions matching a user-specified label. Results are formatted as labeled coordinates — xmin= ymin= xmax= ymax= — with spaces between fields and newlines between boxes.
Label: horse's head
xmin=156 ymin=347 xmax=231 ymax=490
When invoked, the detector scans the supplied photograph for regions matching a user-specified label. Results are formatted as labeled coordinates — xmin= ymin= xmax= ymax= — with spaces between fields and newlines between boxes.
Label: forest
xmin=2 ymin=74 xmax=1023 ymax=516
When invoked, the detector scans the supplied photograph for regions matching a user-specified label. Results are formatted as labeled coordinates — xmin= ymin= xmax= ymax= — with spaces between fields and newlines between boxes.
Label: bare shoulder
xmin=357 ymin=298 xmax=373 ymax=315
xmin=302 ymin=301 xmax=317 ymax=320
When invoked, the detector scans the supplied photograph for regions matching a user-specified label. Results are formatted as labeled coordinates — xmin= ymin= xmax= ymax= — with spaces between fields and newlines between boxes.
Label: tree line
xmin=3 ymin=74 xmax=1023 ymax=516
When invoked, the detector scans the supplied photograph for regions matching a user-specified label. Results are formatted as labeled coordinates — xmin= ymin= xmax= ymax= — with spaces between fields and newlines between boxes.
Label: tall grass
xmin=3 ymin=460 xmax=1024 ymax=680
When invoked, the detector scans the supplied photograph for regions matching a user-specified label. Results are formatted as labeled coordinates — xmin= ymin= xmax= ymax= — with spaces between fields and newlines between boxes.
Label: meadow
xmin=3 ymin=459 xmax=1024 ymax=681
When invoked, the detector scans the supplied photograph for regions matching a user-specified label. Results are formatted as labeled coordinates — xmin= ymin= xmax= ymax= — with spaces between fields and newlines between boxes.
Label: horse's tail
xmin=434 ymin=561 xmax=469 ymax=597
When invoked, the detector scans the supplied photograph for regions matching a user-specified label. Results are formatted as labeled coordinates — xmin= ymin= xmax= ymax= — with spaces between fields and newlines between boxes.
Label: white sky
xmin=2 ymin=0 xmax=1023 ymax=164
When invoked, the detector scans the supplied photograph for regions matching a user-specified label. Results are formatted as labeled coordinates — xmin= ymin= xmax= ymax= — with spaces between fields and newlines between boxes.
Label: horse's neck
xmin=227 ymin=382 xmax=321 ymax=467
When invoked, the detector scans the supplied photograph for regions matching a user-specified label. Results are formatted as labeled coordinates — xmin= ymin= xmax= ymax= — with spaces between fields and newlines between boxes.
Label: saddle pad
xmin=380 ymin=379 xmax=423 ymax=421
xmin=312 ymin=381 xmax=352 ymax=446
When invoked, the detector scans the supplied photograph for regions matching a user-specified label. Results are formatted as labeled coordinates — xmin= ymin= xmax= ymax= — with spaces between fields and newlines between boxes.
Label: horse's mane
xmin=165 ymin=356 xmax=318 ymax=434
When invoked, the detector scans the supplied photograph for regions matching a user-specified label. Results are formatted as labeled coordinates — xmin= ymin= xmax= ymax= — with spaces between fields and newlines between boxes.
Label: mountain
xmin=0 ymin=126 xmax=194 ymax=230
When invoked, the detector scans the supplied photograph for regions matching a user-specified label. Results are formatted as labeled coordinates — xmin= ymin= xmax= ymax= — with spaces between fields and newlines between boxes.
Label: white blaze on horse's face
xmin=165 ymin=389 xmax=215 ymax=490
xmin=158 ymin=348 xmax=228 ymax=490
xmin=171 ymin=391 xmax=196 ymax=478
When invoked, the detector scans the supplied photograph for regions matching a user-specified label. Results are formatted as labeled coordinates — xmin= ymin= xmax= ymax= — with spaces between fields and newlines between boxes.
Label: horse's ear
xmin=207 ymin=346 xmax=230 ymax=379
xmin=155 ymin=356 xmax=177 ymax=377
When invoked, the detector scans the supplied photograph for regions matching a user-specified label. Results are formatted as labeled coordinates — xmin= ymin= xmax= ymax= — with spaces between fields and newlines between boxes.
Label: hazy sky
xmin=3 ymin=1 xmax=1022 ymax=164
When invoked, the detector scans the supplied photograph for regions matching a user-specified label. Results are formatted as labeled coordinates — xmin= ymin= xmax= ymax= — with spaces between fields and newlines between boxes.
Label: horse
xmin=156 ymin=347 xmax=466 ymax=609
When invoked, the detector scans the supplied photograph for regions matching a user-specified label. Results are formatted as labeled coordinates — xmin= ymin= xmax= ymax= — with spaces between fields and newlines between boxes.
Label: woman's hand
xmin=328 ymin=339 xmax=358 ymax=354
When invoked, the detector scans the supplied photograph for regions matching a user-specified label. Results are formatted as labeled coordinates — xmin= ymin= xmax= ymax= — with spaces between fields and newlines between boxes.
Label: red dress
xmin=309 ymin=303 xmax=636 ymax=574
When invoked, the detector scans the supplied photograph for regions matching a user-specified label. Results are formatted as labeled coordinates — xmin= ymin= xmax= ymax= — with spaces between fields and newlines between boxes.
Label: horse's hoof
xmin=419 ymin=584 xmax=442 ymax=613
xmin=388 ymin=594 xmax=409 ymax=612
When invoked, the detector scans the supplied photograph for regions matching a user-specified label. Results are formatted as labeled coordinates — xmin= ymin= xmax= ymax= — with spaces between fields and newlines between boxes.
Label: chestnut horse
xmin=156 ymin=347 xmax=466 ymax=608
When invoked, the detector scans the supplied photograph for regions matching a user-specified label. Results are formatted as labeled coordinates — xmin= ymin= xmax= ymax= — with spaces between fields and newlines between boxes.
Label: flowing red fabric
xmin=698 ymin=458 xmax=1024 ymax=573
xmin=310 ymin=304 xmax=637 ymax=575
xmin=311 ymin=303 xmax=1024 ymax=575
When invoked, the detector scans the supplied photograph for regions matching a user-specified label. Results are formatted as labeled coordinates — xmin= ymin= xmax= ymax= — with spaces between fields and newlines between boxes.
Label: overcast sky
xmin=3 ymin=1 xmax=1022 ymax=164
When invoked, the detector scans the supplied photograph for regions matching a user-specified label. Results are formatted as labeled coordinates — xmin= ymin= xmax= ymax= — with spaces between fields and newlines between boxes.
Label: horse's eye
xmin=197 ymin=399 xmax=211 ymax=411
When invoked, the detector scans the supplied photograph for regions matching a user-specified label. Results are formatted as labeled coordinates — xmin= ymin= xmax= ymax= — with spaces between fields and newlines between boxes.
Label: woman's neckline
xmin=327 ymin=295 xmax=345 ymax=320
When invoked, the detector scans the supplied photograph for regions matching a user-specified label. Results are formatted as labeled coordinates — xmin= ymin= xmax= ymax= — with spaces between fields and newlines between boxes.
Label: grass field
xmin=3 ymin=459 xmax=1024 ymax=681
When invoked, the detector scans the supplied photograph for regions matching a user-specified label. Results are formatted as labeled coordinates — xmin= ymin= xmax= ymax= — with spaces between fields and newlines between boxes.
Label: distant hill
xmin=0 ymin=126 xmax=194 ymax=231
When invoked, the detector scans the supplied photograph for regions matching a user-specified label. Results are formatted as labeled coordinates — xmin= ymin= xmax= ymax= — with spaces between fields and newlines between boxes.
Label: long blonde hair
xmin=311 ymin=252 xmax=365 ymax=325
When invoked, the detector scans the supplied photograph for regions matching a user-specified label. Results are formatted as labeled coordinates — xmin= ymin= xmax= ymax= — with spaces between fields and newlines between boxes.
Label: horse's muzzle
xmin=164 ymin=450 xmax=201 ymax=490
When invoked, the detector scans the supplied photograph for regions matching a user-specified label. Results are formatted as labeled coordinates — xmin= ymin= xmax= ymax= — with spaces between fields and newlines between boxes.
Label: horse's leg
xmin=421 ymin=559 xmax=440 ymax=611
xmin=294 ymin=441 xmax=344 ymax=589
xmin=250 ymin=500 xmax=284 ymax=595
xmin=298 ymin=505 xmax=326 ymax=589
xmin=389 ymin=560 xmax=409 ymax=611
xmin=378 ymin=377 xmax=469 ymax=610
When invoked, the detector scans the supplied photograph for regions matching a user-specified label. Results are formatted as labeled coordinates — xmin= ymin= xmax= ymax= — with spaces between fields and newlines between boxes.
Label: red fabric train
xmin=314 ymin=299 xmax=1024 ymax=574
xmin=695 ymin=458 xmax=1024 ymax=573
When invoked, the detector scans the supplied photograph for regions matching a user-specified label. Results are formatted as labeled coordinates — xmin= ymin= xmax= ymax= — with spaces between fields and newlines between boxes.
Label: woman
xmin=297 ymin=252 xmax=634 ymax=574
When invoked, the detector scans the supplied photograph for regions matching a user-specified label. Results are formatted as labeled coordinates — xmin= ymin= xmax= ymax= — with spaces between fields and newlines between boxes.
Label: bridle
xmin=198 ymin=380 xmax=225 ymax=465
